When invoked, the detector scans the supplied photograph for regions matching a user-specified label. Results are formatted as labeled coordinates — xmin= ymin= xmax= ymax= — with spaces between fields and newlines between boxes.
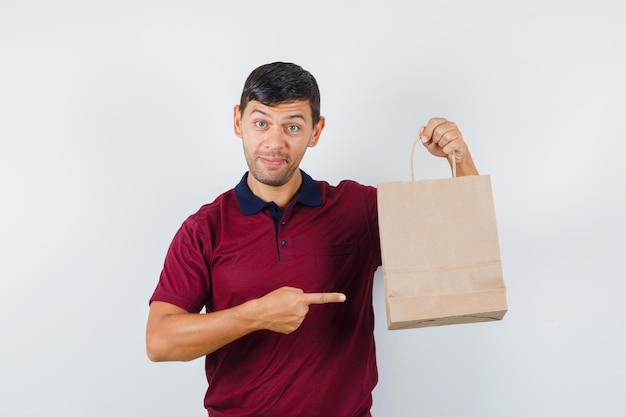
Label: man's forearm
xmin=455 ymin=151 xmax=478 ymax=176
xmin=146 ymin=301 xmax=259 ymax=362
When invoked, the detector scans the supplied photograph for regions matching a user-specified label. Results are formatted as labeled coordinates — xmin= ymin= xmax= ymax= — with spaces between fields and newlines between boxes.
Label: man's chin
xmin=250 ymin=171 xmax=292 ymax=187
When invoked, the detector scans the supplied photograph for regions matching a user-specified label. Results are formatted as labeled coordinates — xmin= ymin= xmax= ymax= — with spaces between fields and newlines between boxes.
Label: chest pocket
xmin=313 ymin=242 xmax=360 ymax=289
xmin=315 ymin=242 xmax=358 ymax=257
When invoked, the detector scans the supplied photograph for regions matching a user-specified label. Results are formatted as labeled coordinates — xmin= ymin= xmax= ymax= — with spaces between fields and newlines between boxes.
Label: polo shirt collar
xmin=235 ymin=170 xmax=322 ymax=216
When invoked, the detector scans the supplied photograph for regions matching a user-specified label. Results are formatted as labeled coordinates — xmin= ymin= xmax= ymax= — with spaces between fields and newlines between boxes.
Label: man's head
xmin=239 ymin=62 xmax=321 ymax=125
xmin=233 ymin=62 xmax=325 ymax=196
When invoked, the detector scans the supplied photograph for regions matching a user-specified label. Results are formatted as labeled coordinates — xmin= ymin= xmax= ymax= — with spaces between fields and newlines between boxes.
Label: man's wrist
xmin=455 ymin=152 xmax=478 ymax=176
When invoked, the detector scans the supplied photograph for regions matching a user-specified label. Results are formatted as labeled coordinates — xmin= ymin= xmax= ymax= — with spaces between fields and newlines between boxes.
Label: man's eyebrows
xmin=250 ymin=108 xmax=307 ymax=121
xmin=285 ymin=114 xmax=306 ymax=121
xmin=250 ymin=108 xmax=271 ymax=117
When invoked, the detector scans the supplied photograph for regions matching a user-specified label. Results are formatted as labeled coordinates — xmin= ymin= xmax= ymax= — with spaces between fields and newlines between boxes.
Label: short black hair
xmin=239 ymin=62 xmax=321 ymax=125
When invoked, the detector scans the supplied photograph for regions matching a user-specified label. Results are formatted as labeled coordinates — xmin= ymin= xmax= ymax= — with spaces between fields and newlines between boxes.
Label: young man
xmin=146 ymin=62 xmax=478 ymax=416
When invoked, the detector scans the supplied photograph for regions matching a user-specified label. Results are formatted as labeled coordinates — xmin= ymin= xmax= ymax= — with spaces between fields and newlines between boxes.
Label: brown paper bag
xmin=377 ymin=140 xmax=507 ymax=330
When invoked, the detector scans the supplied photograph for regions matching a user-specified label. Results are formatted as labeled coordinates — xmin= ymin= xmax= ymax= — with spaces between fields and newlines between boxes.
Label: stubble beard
xmin=247 ymin=152 xmax=298 ymax=187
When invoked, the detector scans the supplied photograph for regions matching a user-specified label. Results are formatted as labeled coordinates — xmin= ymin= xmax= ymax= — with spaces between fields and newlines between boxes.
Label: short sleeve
xmin=149 ymin=217 xmax=210 ymax=313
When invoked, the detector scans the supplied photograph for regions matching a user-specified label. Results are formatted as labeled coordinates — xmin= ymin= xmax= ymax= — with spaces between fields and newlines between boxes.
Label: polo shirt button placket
xmin=277 ymin=221 xmax=288 ymax=258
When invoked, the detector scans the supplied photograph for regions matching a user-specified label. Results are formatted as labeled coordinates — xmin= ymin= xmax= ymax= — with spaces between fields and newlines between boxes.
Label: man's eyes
xmin=253 ymin=121 xmax=301 ymax=132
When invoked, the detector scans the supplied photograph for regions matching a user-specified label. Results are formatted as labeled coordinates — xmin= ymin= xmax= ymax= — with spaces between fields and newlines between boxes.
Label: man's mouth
xmin=258 ymin=155 xmax=287 ymax=167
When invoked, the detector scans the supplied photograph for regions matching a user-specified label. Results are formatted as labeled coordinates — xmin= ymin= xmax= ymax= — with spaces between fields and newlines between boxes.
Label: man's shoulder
xmin=187 ymin=188 xmax=237 ymax=222
xmin=315 ymin=179 xmax=377 ymax=210
xmin=317 ymin=178 xmax=376 ymax=195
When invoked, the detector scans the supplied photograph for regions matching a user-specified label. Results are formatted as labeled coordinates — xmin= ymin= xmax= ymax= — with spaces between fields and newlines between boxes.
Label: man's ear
xmin=233 ymin=105 xmax=243 ymax=138
xmin=308 ymin=116 xmax=325 ymax=148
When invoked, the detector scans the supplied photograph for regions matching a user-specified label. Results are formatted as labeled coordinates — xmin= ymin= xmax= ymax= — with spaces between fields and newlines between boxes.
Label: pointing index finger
xmin=304 ymin=292 xmax=347 ymax=305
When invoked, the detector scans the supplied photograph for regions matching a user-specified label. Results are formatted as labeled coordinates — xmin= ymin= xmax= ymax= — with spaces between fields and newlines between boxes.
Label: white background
xmin=1 ymin=1 xmax=625 ymax=416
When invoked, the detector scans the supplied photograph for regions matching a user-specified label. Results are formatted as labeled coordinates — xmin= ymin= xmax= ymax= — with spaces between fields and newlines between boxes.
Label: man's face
xmin=234 ymin=100 xmax=325 ymax=188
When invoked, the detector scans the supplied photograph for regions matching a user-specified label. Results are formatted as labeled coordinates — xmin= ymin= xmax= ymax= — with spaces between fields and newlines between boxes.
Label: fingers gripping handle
xmin=410 ymin=137 xmax=456 ymax=181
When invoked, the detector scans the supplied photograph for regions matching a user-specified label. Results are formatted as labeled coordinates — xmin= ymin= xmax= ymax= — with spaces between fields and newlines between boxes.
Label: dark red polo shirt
xmin=151 ymin=170 xmax=382 ymax=417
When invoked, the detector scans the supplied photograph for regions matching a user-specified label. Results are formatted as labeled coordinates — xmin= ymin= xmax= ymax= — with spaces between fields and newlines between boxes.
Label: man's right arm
xmin=146 ymin=286 xmax=346 ymax=362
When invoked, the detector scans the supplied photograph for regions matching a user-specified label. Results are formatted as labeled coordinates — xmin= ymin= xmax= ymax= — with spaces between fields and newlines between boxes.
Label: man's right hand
xmin=240 ymin=286 xmax=347 ymax=334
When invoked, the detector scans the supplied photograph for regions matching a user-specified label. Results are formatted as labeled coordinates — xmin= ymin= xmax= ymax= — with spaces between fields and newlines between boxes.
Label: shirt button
xmin=281 ymin=221 xmax=286 ymax=227
xmin=281 ymin=240 xmax=288 ymax=247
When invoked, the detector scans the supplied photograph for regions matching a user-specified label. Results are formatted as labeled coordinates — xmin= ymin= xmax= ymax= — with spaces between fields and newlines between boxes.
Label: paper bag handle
xmin=410 ymin=137 xmax=457 ymax=181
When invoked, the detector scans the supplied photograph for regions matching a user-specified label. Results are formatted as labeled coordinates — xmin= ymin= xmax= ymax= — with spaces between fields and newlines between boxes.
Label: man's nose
xmin=263 ymin=126 xmax=285 ymax=148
